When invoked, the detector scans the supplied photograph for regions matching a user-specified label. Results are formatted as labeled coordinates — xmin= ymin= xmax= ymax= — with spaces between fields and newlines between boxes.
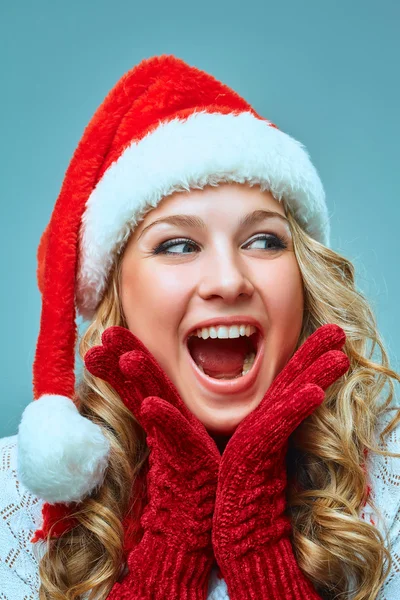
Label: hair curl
xmin=38 ymin=204 xmax=400 ymax=600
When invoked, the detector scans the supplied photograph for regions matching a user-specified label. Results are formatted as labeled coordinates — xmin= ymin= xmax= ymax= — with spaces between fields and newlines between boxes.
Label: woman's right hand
xmin=84 ymin=326 xmax=221 ymax=599
xmin=107 ymin=396 xmax=220 ymax=599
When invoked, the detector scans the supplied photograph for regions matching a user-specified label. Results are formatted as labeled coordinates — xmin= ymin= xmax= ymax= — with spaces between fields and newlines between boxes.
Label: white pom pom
xmin=17 ymin=395 xmax=110 ymax=503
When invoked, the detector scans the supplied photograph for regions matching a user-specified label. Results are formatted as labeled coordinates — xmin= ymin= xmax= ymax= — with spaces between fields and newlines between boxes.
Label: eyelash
xmin=151 ymin=233 xmax=288 ymax=255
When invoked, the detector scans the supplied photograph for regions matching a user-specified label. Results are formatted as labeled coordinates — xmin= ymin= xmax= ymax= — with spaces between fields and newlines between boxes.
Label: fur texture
xmin=17 ymin=395 xmax=110 ymax=503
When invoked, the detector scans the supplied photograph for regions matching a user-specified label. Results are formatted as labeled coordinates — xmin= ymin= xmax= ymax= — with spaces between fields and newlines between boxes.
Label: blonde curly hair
xmin=37 ymin=204 xmax=400 ymax=600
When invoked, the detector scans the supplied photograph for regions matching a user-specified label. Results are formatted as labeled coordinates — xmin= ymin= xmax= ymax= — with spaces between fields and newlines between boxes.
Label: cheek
xmin=259 ymin=258 xmax=304 ymax=365
xmin=120 ymin=262 xmax=189 ymax=343
xmin=268 ymin=268 xmax=303 ymax=322
xmin=258 ymin=253 xmax=303 ymax=303
xmin=120 ymin=263 xmax=194 ymax=382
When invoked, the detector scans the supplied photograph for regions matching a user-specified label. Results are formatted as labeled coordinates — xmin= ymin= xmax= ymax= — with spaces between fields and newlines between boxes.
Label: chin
xmin=196 ymin=405 xmax=252 ymax=437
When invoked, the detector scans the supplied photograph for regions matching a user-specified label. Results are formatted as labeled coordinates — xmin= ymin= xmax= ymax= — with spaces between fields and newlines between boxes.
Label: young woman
xmin=1 ymin=55 xmax=399 ymax=600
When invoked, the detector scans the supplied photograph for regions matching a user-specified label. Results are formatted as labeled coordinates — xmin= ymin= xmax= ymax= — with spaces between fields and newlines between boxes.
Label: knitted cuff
xmin=221 ymin=536 xmax=322 ymax=600
xmin=111 ymin=531 xmax=213 ymax=600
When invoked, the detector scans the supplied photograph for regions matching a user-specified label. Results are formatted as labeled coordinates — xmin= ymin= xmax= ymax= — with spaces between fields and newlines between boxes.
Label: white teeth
xmin=189 ymin=324 xmax=259 ymax=380
xmin=194 ymin=324 xmax=257 ymax=339
xmin=242 ymin=352 xmax=256 ymax=376
xmin=228 ymin=325 xmax=240 ymax=338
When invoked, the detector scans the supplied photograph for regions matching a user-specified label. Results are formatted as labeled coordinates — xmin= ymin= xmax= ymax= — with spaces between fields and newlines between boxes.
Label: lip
xmin=186 ymin=328 xmax=265 ymax=395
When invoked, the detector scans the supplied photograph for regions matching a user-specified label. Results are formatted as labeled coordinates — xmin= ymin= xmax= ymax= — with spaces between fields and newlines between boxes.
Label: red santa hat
xmin=17 ymin=54 xmax=329 ymax=504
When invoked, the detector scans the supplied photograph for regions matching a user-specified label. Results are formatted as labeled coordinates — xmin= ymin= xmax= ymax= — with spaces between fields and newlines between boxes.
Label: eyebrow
xmin=137 ymin=209 xmax=290 ymax=241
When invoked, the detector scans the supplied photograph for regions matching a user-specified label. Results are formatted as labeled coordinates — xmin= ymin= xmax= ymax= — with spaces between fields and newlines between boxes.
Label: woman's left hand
xmin=212 ymin=323 xmax=350 ymax=600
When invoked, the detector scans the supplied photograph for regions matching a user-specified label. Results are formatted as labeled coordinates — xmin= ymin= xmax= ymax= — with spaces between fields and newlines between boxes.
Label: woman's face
xmin=120 ymin=183 xmax=304 ymax=436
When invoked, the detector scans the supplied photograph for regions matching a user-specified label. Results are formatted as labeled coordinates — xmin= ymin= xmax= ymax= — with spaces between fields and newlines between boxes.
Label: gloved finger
xmin=119 ymin=351 xmax=203 ymax=424
xmin=84 ymin=326 xmax=136 ymax=388
xmin=102 ymin=326 xmax=175 ymax=376
xmin=84 ymin=326 xmax=139 ymax=391
xmin=84 ymin=345 xmax=123 ymax=393
xmin=267 ymin=324 xmax=346 ymax=398
xmin=119 ymin=349 xmax=180 ymax=416
xmin=120 ymin=349 xmax=175 ymax=391
xmin=101 ymin=325 xmax=141 ymax=356
xmin=140 ymin=396 xmax=220 ymax=468
xmin=225 ymin=383 xmax=325 ymax=475
xmin=260 ymin=383 xmax=326 ymax=451
xmin=252 ymin=350 xmax=349 ymax=431
xmin=285 ymin=349 xmax=350 ymax=395
xmin=119 ymin=349 xmax=148 ymax=378
xmin=254 ymin=351 xmax=348 ymax=443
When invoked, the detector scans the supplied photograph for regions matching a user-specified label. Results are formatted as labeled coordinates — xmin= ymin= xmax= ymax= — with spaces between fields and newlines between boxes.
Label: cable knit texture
xmin=2 ymin=325 xmax=400 ymax=598
xmin=2 ymin=421 xmax=400 ymax=599
xmin=1 ymin=410 xmax=400 ymax=599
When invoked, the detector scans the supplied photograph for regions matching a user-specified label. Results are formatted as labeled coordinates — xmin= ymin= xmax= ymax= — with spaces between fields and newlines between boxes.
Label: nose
xmin=197 ymin=249 xmax=254 ymax=304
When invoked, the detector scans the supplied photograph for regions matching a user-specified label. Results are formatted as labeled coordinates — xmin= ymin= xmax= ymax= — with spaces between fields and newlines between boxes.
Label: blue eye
xmin=152 ymin=234 xmax=287 ymax=255
xmin=246 ymin=234 xmax=287 ymax=251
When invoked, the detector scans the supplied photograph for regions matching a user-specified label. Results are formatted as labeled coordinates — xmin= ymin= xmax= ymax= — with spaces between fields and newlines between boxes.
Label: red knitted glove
xmin=84 ymin=327 xmax=220 ymax=600
xmin=212 ymin=324 xmax=350 ymax=600
xmin=84 ymin=326 xmax=196 ymax=420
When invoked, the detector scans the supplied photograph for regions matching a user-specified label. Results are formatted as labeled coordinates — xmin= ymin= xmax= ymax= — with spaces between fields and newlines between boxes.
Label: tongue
xmin=188 ymin=337 xmax=249 ymax=378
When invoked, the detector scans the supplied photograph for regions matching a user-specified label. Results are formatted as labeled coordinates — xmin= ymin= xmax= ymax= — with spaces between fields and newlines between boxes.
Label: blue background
xmin=1 ymin=0 xmax=399 ymax=437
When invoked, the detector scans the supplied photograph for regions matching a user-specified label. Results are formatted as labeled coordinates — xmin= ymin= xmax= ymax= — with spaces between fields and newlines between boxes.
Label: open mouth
xmin=185 ymin=327 xmax=264 ymax=394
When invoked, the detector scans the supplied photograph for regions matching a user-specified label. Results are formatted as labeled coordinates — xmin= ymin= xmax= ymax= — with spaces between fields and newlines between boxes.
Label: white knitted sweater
xmin=0 ymin=410 xmax=399 ymax=599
